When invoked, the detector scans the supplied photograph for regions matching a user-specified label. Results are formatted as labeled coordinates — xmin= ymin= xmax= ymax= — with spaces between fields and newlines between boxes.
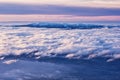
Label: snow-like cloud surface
xmin=0 ymin=26 xmax=120 ymax=61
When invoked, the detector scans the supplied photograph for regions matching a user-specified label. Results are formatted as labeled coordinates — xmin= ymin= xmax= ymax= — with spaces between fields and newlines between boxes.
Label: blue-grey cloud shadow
xmin=0 ymin=3 xmax=120 ymax=16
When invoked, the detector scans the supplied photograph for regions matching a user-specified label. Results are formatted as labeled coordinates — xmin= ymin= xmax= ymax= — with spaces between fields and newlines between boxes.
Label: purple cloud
xmin=0 ymin=3 xmax=120 ymax=16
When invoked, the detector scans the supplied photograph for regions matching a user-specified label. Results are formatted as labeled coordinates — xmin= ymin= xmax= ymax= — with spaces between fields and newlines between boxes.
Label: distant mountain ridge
xmin=1 ymin=22 xmax=120 ymax=29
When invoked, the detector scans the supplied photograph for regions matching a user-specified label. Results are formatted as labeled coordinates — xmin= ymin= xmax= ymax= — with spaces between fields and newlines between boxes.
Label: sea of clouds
xmin=0 ymin=26 xmax=120 ymax=62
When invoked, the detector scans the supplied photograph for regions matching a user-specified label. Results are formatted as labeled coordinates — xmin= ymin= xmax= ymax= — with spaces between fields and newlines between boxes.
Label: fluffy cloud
xmin=0 ymin=24 xmax=120 ymax=61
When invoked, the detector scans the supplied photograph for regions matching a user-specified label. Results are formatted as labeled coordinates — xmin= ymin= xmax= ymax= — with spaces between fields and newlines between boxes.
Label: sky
xmin=0 ymin=0 xmax=120 ymax=22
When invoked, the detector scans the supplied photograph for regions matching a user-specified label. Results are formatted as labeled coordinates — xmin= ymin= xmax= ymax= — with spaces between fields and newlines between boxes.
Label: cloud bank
xmin=0 ymin=3 xmax=120 ymax=16
xmin=0 ymin=24 xmax=120 ymax=61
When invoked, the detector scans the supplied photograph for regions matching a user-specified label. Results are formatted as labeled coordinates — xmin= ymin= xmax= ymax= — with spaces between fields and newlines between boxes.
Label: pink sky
xmin=0 ymin=15 xmax=120 ymax=22
xmin=0 ymin=0 xmax=120 ymax=22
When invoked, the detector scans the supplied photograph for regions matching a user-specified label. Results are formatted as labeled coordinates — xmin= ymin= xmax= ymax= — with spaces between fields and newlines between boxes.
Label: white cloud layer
xmin=0 ymin=25 xmax=120 ymax=61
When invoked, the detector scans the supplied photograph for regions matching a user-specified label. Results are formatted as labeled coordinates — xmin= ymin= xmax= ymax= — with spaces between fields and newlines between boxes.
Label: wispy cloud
xmin=0 ymin=3 xmax=120 ymax=16
xmin=0 ymin=0 xmax=120 ymax=8
xmin=1 ymin=15 xmax=120 ymax=22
